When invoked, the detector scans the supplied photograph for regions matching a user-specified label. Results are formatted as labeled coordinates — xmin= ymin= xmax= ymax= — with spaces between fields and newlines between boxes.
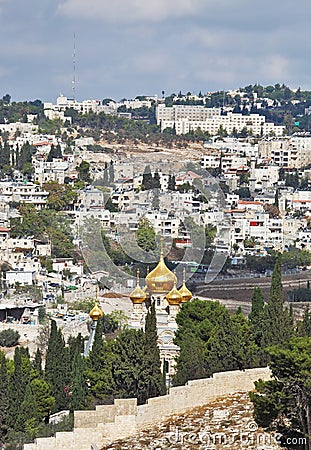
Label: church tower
xmin=129 ymin=250 xmax=192 ymax=382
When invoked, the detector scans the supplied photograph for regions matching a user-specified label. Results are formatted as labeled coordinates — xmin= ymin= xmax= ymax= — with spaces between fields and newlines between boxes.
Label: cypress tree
xmin=143 ymin=302 xmax=166 ymax=399
xmin=0 ymin=354 xmax=9 ymax=441
xmin=261 ymin=255 xmax=294 ymax=348
xmin=88 ymin=318 xmax=104 ymax=372
xmin=153 ymin=170 xmax=161 ymax=189
xmin=112 ymin=329 xmax=147 ymax=404
xmin=108 ymin=160 xmax=114 ymax=184
xmin=45 ymin=319 xmax=58 ymax=381
xmin=298 ymin=307 xmax=311 ymax=337
xmin=70 ymin=351 xmax=86 ymax=411
xmin=173 ymin=332 xmax=206 ymax=386
xmin=249 ymin=287 xmax=265 ymax=346
xmin=168 ymin=174 xmax=176 ymax=191
xmin=69 ymin=333 xmax=84 ymax=363
xmin=7 ymin=347 xmax=25 ymax=429
xmin=45 ymin=320 xmax=70 ymax=412
xmin=142 ymin=165 xmax=153 ymax=190
xmin=47 ymin=143 xmax=62 ymax=162
xmin=32 ymin=348 xmax=43 ymax=378
xmin=15 ymin=382 xmax=38 ymax=433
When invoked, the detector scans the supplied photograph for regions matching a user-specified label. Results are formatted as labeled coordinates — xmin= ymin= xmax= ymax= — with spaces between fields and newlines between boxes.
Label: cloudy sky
xmin=0 ymin=0 xmax=310 ymax=102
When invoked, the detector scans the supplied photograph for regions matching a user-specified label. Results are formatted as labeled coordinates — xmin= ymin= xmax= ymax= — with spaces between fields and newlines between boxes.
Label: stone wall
xmin=23 ymin=367 xmax=271 ymax=450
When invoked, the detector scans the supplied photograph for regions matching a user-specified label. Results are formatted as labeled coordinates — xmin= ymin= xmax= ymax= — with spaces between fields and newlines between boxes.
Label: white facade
xmin=0 ymin=182 xmax=48 ymax=209
xmin=259 ymin=136 xmax=311 ymax=168
xmin=34 ymin=160 xmax=69 ymax=185
xmin=44 ymin=95 xmax=106 ymax=121
xmin=6 ymin=271 xmax=35 ymax=286
xmin=157 ymin=105 xmax=284 ymax=137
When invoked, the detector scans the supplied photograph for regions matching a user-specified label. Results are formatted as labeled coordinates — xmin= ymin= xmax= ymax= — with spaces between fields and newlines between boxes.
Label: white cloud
xmin=57 ymin=0 xmax=202 ymax=22
xmin=258 ymin=55 xmax=290 ymax=80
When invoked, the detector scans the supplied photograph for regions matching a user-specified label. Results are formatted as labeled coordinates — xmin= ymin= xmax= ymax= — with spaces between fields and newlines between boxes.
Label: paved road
xmin=193 ymin=270 xmax=311 ymax=302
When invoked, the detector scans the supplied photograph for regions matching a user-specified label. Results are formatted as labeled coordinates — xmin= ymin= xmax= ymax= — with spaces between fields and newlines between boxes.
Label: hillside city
xmin=0 ymin=84 xmax=311 ymax=449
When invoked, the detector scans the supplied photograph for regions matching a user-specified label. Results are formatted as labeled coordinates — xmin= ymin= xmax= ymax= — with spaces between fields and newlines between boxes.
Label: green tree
xmin=250 ymin=337 xmax=311 ymax=449
xmin=85 ymin=338 xmax=115 ymax=403
xmin=15 ymin=378 xmax=55 ymax=435
xmin=207 ymin=307 xmax=259 ymax=374
xmin=87 ymin=318 xmax=104 ymax=373
xmin=249 ymin=287 xmax=265 ymax=347
xmin=76 ymin=160 xmax=91 ymax=183
xmin=261 ymin=255 xmax=294 ymax=348
xmin=45 ymin=321 xmax=70 ymax=412
xmin=7 ymin=347 xmax=28 ymax=429
xmin=43 ymin=182 xmax=78 ymax=211
xmin=0 ymin=354 xmax=9 ymax=441
xmin=32 ymin=349 xmax=43 ymax=378
xmin=168 ymin=174 xmax=176 ymax=191
xmin=143 ymin=302 xmax=166 ymax=398
xmin=21 ymin=162 xmax=34 ymax=180
xmin=173 ymin=331 xmax=207 ymax=386
xmin=15 ymin=382 xmax=38 ymax=434
xmin=174 ymin=299 xmax=259 ymax=385
xmin=0 ymin=328 xmax=20 ymax=347
xmin=70 ymin=352 xmax=86 ymax=411
xmin=153 ymin=170 xmax=161 ymax=189
xmin=142 ymin=165 xmax=153 ymax=190
xmin=297 ymin=307 xmax=311 ymax=337
xmin=108 ymin=160 xmax=114 ymax=184
xmin=47 ymin=144 xmax=62 ymax=162
xmin=112 ymin=328 xmax=156 ymax=405
xmin=137 ymin=218 xmax=156 ymax=252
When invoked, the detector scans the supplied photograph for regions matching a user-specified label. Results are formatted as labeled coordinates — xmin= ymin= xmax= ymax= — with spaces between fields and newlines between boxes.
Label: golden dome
xmin=166 ymin=282 xmax=182 ymax=305
xmin=145 ymin=253 xmax=177 ymax=294
xmin=179 ymin=283 xmax=192 ymax=303
xmin=130 ymin=269 xmax=146 ymax=304
xmin=178 ymin=269 xmax=192 ymax=303
xmin=89 ymin=301 xmax=103 ymax=321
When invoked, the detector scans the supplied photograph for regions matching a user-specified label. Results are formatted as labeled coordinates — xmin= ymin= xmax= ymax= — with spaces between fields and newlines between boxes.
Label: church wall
xmin=23 ymin=367 xmax=271 ymax=450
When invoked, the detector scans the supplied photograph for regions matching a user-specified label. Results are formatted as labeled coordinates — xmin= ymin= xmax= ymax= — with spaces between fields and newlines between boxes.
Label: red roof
xmin=0 ymin=227 xmax=10 ymax=232
xmin=238 ymin=201 xmax=262 ymax=205
xmin=34 ymin=142 xmax=52 ymax=147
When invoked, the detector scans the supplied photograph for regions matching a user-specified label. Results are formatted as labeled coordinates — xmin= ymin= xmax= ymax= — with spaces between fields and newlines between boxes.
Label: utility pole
xmin=72 ymin=33 xmax=76 ymax=101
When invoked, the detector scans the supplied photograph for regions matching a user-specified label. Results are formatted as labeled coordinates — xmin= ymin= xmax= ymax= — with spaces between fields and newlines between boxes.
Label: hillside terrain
xmin=102 ymin=392 xmax=280 ymax=450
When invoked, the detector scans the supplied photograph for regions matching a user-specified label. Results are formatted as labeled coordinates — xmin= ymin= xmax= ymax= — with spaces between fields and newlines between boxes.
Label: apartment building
xmin=156 ymin=104 xmax=221 ymax=122
xmin=157 ymin=105 xmax=284 ymax=136
xmin=44 ymin=95 xmax=107 ymax=121
xmin=259 ymin=136 xmax=311 ymax=168
xmin=33 ymin=160 xmax=69 ymax=185
xmin=0 ymin=182 xmax=49 ymax=209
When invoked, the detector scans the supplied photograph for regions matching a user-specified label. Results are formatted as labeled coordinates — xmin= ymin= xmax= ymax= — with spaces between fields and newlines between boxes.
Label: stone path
xmin=102 ymin=392 xmax=280 ymax=450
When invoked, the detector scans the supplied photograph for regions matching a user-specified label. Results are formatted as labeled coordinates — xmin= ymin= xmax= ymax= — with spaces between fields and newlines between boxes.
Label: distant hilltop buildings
xmin=156 ymin=104 xmax=285 ymax=137
xmin=44 ymin=94 xmax=284 ymax=137
xmin=43 ymin=95 xmax=158 ymax=122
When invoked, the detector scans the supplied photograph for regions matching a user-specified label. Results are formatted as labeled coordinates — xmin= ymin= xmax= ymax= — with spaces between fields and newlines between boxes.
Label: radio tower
xmin=72 ymin=33 xmax=76 ymax=101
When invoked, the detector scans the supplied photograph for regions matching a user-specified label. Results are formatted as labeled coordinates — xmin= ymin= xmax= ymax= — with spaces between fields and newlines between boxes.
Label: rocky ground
xmin=101 ymin=392 xmax=280 ymax=450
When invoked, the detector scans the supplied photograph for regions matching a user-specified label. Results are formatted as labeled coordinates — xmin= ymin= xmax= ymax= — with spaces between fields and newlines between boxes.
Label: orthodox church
xmin=129 ymin=250 xmax=192 ymax=381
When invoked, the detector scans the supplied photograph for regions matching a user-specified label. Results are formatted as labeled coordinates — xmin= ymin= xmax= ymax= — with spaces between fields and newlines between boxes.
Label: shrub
xmin=0 ymin=328 xmax=20 ymax=347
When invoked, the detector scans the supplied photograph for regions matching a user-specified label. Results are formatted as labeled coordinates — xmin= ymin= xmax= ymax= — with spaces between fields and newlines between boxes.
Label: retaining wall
xmin=24 ymin=367 xmax=271 ymax=450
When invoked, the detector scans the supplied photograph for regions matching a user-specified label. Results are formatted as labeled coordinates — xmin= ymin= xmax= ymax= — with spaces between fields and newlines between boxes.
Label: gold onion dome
xmin=89 ymin=301 xmax=103 ymax=321
xmin=179 ymin=283 xmax=192 ymax=303
xmin=166 ymin=281 xmax=182 ymax=305
xmin=146 ymin=251 xmax=177 ymax=294
xmin=129 ymin=269 xmax=146 ymax=304
xmin=178 ymin=269 xmax=192 ymax=303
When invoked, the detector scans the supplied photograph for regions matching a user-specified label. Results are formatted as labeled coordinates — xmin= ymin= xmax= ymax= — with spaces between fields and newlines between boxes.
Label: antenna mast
xmin=72 ymin=33 xmax=76 ymax=101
